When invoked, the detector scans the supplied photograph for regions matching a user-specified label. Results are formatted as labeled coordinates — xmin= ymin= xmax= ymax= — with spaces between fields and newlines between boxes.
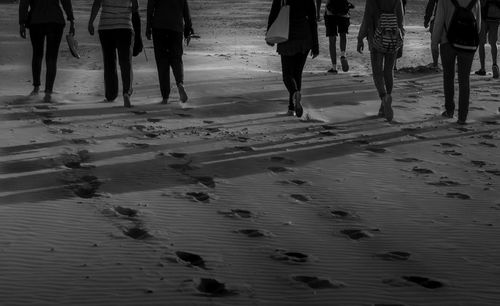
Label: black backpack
xmin=446 ymin=0 xmax=479 ymax=52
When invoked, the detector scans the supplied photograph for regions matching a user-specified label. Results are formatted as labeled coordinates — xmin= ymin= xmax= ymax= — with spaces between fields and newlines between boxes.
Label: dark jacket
xmin=19 ymin=0 xmax=74 ymax=26
xmin=267 ymin=0 xmax=319 ymax=54
xmin=147 ymin=0 xmax=192 ymax=36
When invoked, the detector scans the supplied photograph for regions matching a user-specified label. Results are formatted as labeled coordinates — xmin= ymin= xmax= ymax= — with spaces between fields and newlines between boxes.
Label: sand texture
xmin=1 ymin=0 xmax=500 ymax=305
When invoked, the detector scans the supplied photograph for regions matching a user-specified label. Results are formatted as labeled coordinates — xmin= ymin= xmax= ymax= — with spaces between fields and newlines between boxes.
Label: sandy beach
xmin=1 ymin=0 xmax=500 ymax=305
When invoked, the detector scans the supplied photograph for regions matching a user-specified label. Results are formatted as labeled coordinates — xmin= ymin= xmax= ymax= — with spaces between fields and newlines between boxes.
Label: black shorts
xmin=324 ymin=15 xmax=349 ymax=37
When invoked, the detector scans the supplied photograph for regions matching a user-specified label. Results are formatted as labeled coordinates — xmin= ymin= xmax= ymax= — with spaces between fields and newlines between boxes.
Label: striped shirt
xmin=98 ymin=0 xmax=133 ymax=30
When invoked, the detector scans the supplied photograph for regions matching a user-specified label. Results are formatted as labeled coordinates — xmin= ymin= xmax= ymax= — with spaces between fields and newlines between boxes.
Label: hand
xmin=145 ymin=27 xmax=152 ymax=40
xmin=20 ymin=24 xmax=26 ymax=39
xmin=266 ymin=41 xmax=274 ymax=47
xmin=357 ymin=39 xmax=364 ymax=54
xmin=88 ymin=22 xmax=94 ymax=36
xmin=311 ymin=50 xmax=319 ymax=59
xmin=69 ymin=21 xmax=75 ymax=35
xmin=185 ymin=36 xmax=191 ymax=46
xmin=424 ymin=21 xmax=429 ymax=28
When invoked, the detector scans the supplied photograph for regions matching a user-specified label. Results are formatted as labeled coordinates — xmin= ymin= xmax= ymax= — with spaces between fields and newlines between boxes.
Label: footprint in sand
xmin=341 ymin=229 xmax=379 ymax=240
xmin=351 ymin=139 xmax=370 ymax=145
xmin=375 ymin=251 xmax=411 ymax=261
xmin=121 ymin=142 xmax=150 ymax=149
xmin=330 ymin=210 xmax=359 ymax=220
xmin=193 ymin=278 xmax=237 ymax=297
xmin=235 ymin=145 xmax=255 ymax=152
xmin=235 ymin=229 xmax=273 ymax=238
xmin=42 ymin=118 xmax=64 ymax=125
xmin=480 ymin=134 xmax=494 ymax=140
xmin=446 ymin=192 xmax=471 ymax=200
xmin=270 ymin=156 xmax=295 ymax=164
xmin=290 ymin=194 xmax=311 ymax=202
xmin=486 ymin=169 xmax=500 ymax=176
xmin=67 ymin=175 xmax=101 ymax=198
xmin=143 ymin=132 xmax=160 ymax=138
xmin=482 ymin=120 xmax=500 ymax=125
xmin=268 ymin=166 xmax=292 ymax=173
xmin=291 ymin=275 xmax=345 ymax=289
xmin=479 ymin=141 xmax=497 ymax=148
xmin=427 ymin=180 xmax=462 ymax=187
xmin=402 ymin=276 xmax=444 ymax=289
xmin=442 ymin=149 xmax=462 ymax=156
xmin=123 ymin=226 xmax=152 ymax=240
xmin=71 ymin=138 xmax=95 ymax=145
xmin=186 ymin=192 xmax=210 ymax=203
xmin=191 ymin=176 xmax=216 ymax=188
xmin=218 ymin=209 xmax=254 ymax=219
xmin=365 ymin=147 xmax=387 ymax=153
xmin=169 ymin=152 xmax=188 ymax=158
xmin=438 ymin=142 xmax=461 ymax=148
xmin=412 ymin=167 xmax=434 ymax=174
xmin=147 ymin=118 xmax=162 ymax=123
xmin=114 ymin=206 xmax=139 ymax=218
xmin=60 ymin=128 xmax=74 ymax=134
xmin=175 ymin=251 xmax=208 ymax=269
xmin=471 ymin=160 xmax=487 ymax=167
xmin=271 ymin=249 xmax=309 ymax=263
xmin=169 ymin=163 xmax=199 ymax=172
xmin=395 ymin=157 xmax=422 ymax=163
xmin=131 ymin=110 xmax=147 ymax=115
xmin=319 ymin=130 xmax=337 ymax=136
xmin=278 ymin=179 xmax=309 ymax=186
xmin=175 ymin=113 xmax=192 ymax=118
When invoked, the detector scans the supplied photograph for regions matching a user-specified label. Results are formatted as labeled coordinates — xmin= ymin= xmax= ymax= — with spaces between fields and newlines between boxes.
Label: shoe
xmin=286 ymin=109 xmax=294 ymax=116
xmin=293 ymin=91 xmax=303 ymax=118
xmin=327 ymin=68 xmax=338 ymax=74
xmin=30 ymin=86 xmax=40 ymax=96
xmin=441 ymin=110 xmax=453 ymax=118
xmin=383 ymin=94 xmax=393 ymax=122
xmin=43 ymin=92 xmax=52 ymax=103
xmin=377 ymin=102 xmax=385 ymax=118
xmin=340 ymin=56 xmax=349 ymax=72
xmin=160 ymin=98 xmax=169 ymax=104
xmin=123 ymin=93 xmax=132 ymax=108
xmin=457 ymin=119 xmax=467 ymax=125
xmin=178 ymin=83 xmax=188 ymax=103
xmin=475 ymin=69 xmax=486 ymax=76
xmin=493 ymin=64 xmax=499 ymax=79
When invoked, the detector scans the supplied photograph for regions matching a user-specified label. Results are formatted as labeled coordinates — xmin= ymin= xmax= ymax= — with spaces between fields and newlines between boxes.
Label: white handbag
xmin=265 ymin=0 xmax=290 ymax=44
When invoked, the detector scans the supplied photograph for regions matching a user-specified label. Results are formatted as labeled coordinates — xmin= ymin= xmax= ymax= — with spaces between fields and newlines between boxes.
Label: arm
xmin=316 ymin=0 xmax=321 ymax=20
xmin=396 ymin=0 xmax=405 ymax=34
xmin=18 ymin=0 xmax=29 ymax=38
xmin=267 ymin=0 xmax=281 ymax=31
xmin=88 ymin=0 xmax=102 ymax=35
xmin=309 ymin=0 xmax=319 ymax=57
xmin=431 ymin=0 xmax=444 ymax=47
xmin=424 ymin=0 xmax=436 ymax=27
xmin=146 ymin=0 xmax=155 ymax=39
xmin=183 ymin=0 xmax=193 ymax=39
xmin=132 ymin=0 xmax=138 ymax=13
xmin=61 ymin=0 xmax=75 ymax=34
xmin=475 ymin=0 xmax=482 ymax=34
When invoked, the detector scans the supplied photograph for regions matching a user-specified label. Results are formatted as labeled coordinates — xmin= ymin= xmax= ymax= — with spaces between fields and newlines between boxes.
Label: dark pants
xmin=152 ymin=29 xmax=184 ymax=99
xmin=98 ymin=29 xmax=134 ymax=101
xmin=280 ymin=52 xmax=308 ymax=109
xmin=29 ymin=23 xmax=64 ymax=93
xmin=440 ymin=43 xmax=475 ymax=122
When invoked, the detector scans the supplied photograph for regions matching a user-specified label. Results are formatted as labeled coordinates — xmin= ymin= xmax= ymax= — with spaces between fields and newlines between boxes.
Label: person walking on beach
xmin=424 ymin=0 xmax=440 ymax=68
xmin=357 ymin=0 xmax=405 ymax=122
xmin=88 ymin=0 xmax=138 ymax=108
xmin=475 ymin=0 xmax=500 ymax=78
xmin=267 ymin=0 xmax=319 ymax=118
xmin=19 ymin=0 xmax=75 ymax=103
xmin=320 ymin=0 xmax=355 ymax=74
xmin=432 ymin=0 xmax=481 ymax=124
xmin=146 ymin=0 xmax=193 ymax=104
